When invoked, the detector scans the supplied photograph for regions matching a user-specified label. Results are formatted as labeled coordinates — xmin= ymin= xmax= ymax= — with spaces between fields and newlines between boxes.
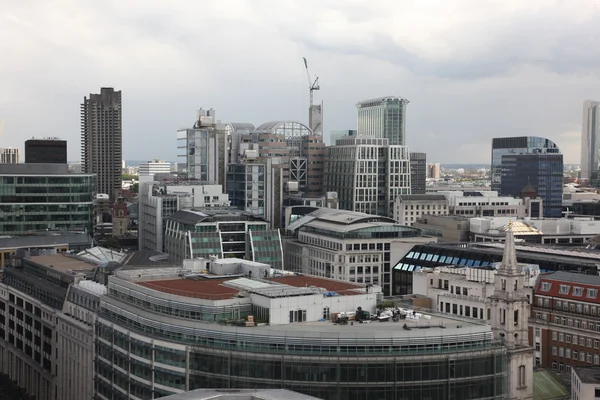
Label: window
xmin=552 ymin=346 xmax=557 ymax=355
xmin=541 ymin=282 xmax=551 ymax=292
xmin=566 ymin=335 xmax=571 ymax=344
xmin=595 ymin=340 xmax=599 ymax=349
xmin=556 ymin=300 xmax=562 ymax=309
xmin=565 ymin=349 xmax=571 ymax=358
xmin=587 ymin=288 xmax=598 ymax=298
xmin=535 ymin=343 xmax=540 ymax=351
xmin=518 ymin=365 xmax=526 ymax=388
xmin=559 ymin=284 xmax=570 ymax=294
xmin=588 ymin=338 xmax=593 ymax=348
xmin=535 ymin=328 xmax=540 ymax=337
xmin=580 ymin=352 xmax=585 ymax=362
xmin=573 ymin=287 xmax=583 ymax=296
xmin=595 ymin=355 xmax=600 ymax=365
xmin=588 ymin=354 xmax=593 ymax=363
xmin=559 ymin=333 xmax=564 ymax=342
xmin=552 ymin=331 xmax=557 ymax=341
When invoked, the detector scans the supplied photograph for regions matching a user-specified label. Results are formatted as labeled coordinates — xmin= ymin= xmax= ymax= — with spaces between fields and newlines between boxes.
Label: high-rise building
xmin=491 ymin=136 xmax=563 ymax=218
xmin=325 ymin=136 xmax=411 ymax=217
xmin=0 ymin=148 xmax=19 ymax=164
xmin=428 ymin=163 xmax=441 ymax=179
xmin=356 ymin=96 xmax=409 ymax=145
xmin=329 ymin=129 xmax=356 ymax=146
xmin=177 ymin=109 xmax=228 ymax=187
xmin=81 ymin=87 xmax=122 ymax=200
xmin=409 ymin=152 xmax=426 ymax=194
xmin=25 ymin=138 xmax=67 ymax=163
xmin=581 ymin=100 xmax=600 ymax=184
xmin=138 ymin=159 xmax=171 ymax=177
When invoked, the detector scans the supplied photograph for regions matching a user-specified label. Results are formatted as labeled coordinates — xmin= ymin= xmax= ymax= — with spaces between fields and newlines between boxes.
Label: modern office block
xmin=410 ymin=152 xmax=427 ymax=194
xmin=139 ymin=159 xmax=171 ymax=177
xmin=581 ymin=100 xmax=600 ymax=185
xmin=0 ymin=163 xmax=95 ymax=234
xmin=491 ymin=137 xmax=563 ymax=218
xmin=81 ymin=87 xmax=122 ymax=200
xmin=25 ymin=138 xmax=67 ymax=164
xmin=0 ymin=148 xmax=19 ymax=164
xmin=356 ymin=96 xmax=409 ymax=145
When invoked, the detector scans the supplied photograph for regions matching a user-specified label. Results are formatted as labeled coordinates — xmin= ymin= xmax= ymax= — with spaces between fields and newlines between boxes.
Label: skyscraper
xmin=356 ymin=96 xmax=409 ymax=145
xmin=581 ymin=100 xmax=600 ymax=184
xmin=81 ymin=87 xmax=122 ymax=200
xmin=491 ymin=136 xmax=563 ymax=218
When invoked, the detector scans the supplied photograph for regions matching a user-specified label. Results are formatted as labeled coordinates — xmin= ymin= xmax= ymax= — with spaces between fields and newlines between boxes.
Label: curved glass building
xmin=95 ymin=262 xmax=508 ymax=400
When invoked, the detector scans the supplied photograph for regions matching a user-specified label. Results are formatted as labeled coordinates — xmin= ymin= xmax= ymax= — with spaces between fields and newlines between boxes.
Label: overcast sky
xmin=1 ymin=0 xmax=599 ymax=164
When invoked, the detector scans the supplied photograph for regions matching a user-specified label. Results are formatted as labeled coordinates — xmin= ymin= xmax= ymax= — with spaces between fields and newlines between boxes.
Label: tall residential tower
xmin=81 ymin=87 xmax=122 ymax=200
xmin=581 ymin=100 xmax=600 ymax=185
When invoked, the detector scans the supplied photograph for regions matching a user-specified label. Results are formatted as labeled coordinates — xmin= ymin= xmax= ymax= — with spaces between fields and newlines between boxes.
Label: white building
xmin=439 ymin=190 xmax=540 ymax=218
xmin=138 ymin=178 xmax=229 ymax=252
xmin=138 ymin=159 xmax=171 ymax=177
xmin=572 ymin=366 xmax=600 ymax=400
xmin=394 ymin=194 xmax=449 ymax=226
xmin=285 ymin=208 xmax=434 ymax=296
xmin=0 ymin=147 xmax=19 ymax=163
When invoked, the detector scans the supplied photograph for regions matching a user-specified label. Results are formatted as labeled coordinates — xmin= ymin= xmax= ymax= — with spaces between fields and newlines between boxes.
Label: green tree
xmin=130 ymin=183 xmax=139 ymax=193
xmin=121 ymin=173 xmax=138 ymax=180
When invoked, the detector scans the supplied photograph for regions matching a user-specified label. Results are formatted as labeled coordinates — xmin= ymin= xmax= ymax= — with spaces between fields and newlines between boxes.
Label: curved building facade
xmin=95 ymin=264 xmax=508 ymax=400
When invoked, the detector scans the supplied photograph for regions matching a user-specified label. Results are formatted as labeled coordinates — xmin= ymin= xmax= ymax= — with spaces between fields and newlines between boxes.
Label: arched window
xmin=518 ymin=365 xmax=526 ymax=388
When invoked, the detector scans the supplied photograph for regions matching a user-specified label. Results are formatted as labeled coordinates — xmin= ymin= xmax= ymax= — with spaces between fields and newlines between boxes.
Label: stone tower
xmin=489 ymin=221 xmax=534 ymax=400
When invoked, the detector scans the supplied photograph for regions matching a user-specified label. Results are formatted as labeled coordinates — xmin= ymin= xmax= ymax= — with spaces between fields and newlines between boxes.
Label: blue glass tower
xmin=491 ymin=137 xmax=563 ymax=218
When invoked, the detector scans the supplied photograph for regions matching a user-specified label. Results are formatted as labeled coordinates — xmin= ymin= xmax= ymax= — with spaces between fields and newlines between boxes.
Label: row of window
xmin=551 ymin=347 xmax=600 ymax=365
xmin=552 ymin=331 xmax=600 ymax=348
xmin=539 ymin=282 xmax=599 ymax=299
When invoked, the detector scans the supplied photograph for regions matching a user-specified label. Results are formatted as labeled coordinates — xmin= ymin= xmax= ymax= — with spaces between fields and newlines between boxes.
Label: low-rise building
xmin=285 ymin=208 xmax=433 ymax=296
xmin=530 ymin=271 xmax=600 ymax=373
xmin=393 ymin=194 xmax=448 ymax=226
xmin=572 ymin=366 xmax=600 ymax=400
xmin=412 ymin=215 xmax=470 ymax=242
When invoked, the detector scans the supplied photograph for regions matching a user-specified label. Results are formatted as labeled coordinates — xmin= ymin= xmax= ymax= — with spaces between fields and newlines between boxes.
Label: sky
xmin=1 ymin=0 xmax=599 ymax=164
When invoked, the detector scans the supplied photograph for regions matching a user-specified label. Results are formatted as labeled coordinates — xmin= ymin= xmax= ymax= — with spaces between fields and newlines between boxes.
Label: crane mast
xmin=303 ymin=57 xmax=320 ymax=108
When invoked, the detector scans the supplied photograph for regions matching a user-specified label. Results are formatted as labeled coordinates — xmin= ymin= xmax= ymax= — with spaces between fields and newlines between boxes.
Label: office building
xmin=356 ymin=96 xmax=409 ymax=145
xmin=325 ymin=137 xmax=411 ymax=217
xmin=177 ymin=109 xmax=228 ymax=186
xmin=81 ymin=87 xmax=122 ymax=200
xmin=25 ymin=138 xmax=67 ymax=164
xmin=392 ymin=241 xmax=600 ymax=295
xmin=0 ymin=148 xmax=19 ymax=164
xmin=428 ymin=163 xmax=441 ymax=179
xmin=161 ymin=389 xmax=322 ymax=400
xmin=572 ymin=367 xmax=600 ymax=400
xmin=285 ymin=208 xmax=432 ymax=296
xmin=0 ymin=163 xmax=95 ymax=235
xmin=139 ymin=159 xmax=171 ymax=177
xmin=164 ymin=209 xmax=283 ymax=268
xmin=409 ymin=152 xmax=426 ymax=194
xmin=394 ymin=194 xmax=449 ymax=226
xmin=581 ymin=100 xmax=600 ymax=184
xmin=530 ymin=271 xmax=600 ymax=373
xmin=491 ymin=136 xmax=563 ymax=218
xmin=329 ymin=129 xmax=356 ymax=146
xmin=95 ymin=259 xmax=509 ymax=400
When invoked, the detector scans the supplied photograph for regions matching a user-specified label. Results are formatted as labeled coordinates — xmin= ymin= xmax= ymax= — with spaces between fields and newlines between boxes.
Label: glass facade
xmin=95 ymin=280 xmax=508 ymax=400
xmin=0 ymin=174 xmax=95 ymax=234
xmin=500 ymin=153 xmax=563 ymax=218
xmin=356 ymin=97 xmax=409 ymax=146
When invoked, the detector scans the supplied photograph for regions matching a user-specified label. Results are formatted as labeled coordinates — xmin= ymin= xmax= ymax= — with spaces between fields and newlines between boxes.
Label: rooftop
xmin=0 ymin=231 xmax=91 ymax=250
xmin=533 ymin=370 xmax=569 ymax=400
xmin=168 ymin=209 xmax=267 ymax=225
xmin=269 ymin=275 xmax=366 ymax=296
xmin=138 ymin=278 xmax=240 ymax=300
xmin=398 ymin=194 xmax=447 ymax=201
xmin=356 ymin=96 xmax=409 ymax=106
xmin=76 ymin=246 xmax=127 ymax=264
xmin=573 ymin=366 xmax=600 ymax=384
xmin=27 ymin=253 xmax=97 ymax=273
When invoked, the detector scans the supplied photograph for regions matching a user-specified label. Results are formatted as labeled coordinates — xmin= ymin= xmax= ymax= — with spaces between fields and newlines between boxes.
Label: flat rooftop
xmin=269 ymin=275 xmax=366 ymax=295
xmin=573 ymin=366 xmax=600 ymax=383
xmin=27 ymin=254 xmax=97 ymax=273
xmin=138 ymin=278 xmax=240 ymax=300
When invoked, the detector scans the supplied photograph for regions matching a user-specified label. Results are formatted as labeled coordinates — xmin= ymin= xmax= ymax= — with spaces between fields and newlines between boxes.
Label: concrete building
xmin=328 ymin=129 xmax=356 ymax=146
xmin=530 ymin=271 xmax=600 ymax=373
xmin=81 ymin=87 xmax=122 ymax=201
xmin=177 ymin=108 xmax=228 ymax=186
xmin=0 ymin=163 xmax=95 ymax=235
xmin=285 ymin=208 xmax=433 ymax=296
xmin=428 ymin=163 xmax=441 ymax=179
xmin=440 ymin=190 xmax=542 ymax=219
xmin=95 ymin=260 xmax=510 ymax=400
xmin=412 ymin=215 xmax=470 ymax=242
xmin=0 ymin=148 xmax=19 ymax=164
xmin=25 ymin=138 xmax=67 ymax=164
xmin=325 ymin=136 xmax=411 ymax=218
xmin=409 ymin=152 xmax=427 ymax=195
xmin=356 ymin=96 xmax=409 ymax=146
xmin=394 ymin=194 xmax=449 ymax=226
xmin=163 ymin=209 xmax=284 ymax=268
xmin=0 ymin=250 xmax=120 ymax=400
xmin=581 ymin=100 xmax=600 ymax=184
xmin=138 ymin=159 xmax=171 ymax=177
xmin=491 ymin=136 xmax=563 ymax=218
xmin=572 ymin=366 xmax=600 ymax=400
xmin=138 ymin=180 xmax=229 ymax=252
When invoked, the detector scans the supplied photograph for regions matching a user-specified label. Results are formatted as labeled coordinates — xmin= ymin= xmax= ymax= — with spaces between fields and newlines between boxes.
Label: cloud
xmin=0 ymin=0 xmax=598 ymax=165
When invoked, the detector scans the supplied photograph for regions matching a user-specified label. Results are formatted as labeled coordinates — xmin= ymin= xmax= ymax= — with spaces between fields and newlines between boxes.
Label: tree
xmin=130 ymin=183 xmax=139 ymax=193
xmin=121 ymin=173 xmax=138 ymax=180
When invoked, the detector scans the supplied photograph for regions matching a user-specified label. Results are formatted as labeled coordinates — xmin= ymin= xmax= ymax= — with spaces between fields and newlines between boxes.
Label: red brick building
xmin=529 ymin=271 xmax=600 ymax=373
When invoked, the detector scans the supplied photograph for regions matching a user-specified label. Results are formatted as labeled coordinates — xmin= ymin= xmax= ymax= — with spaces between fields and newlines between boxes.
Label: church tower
xmin=489 ymin=221 xmax=534 ymax=400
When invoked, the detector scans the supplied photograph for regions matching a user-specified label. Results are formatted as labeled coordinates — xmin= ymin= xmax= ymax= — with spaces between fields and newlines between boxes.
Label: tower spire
xmin=502 ymin=219 xmax=519 ymax=274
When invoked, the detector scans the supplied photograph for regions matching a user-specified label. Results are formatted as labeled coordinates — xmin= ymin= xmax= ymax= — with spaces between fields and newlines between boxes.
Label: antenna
xmin=303 ymin=57 xmax=320 ymax=108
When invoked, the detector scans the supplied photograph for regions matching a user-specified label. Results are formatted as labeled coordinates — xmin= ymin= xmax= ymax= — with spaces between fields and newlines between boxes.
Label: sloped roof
xmin=500 ymin=221 xmax=542 ymax=235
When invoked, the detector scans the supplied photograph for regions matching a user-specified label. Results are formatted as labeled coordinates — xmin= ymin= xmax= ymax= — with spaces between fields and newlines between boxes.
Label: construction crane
xmin=303 ymin=57 xmax=320 ymax=108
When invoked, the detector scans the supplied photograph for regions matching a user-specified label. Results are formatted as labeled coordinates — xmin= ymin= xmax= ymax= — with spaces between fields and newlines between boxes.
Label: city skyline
xmin=2 ymin=1 xmax=599 ymax=164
